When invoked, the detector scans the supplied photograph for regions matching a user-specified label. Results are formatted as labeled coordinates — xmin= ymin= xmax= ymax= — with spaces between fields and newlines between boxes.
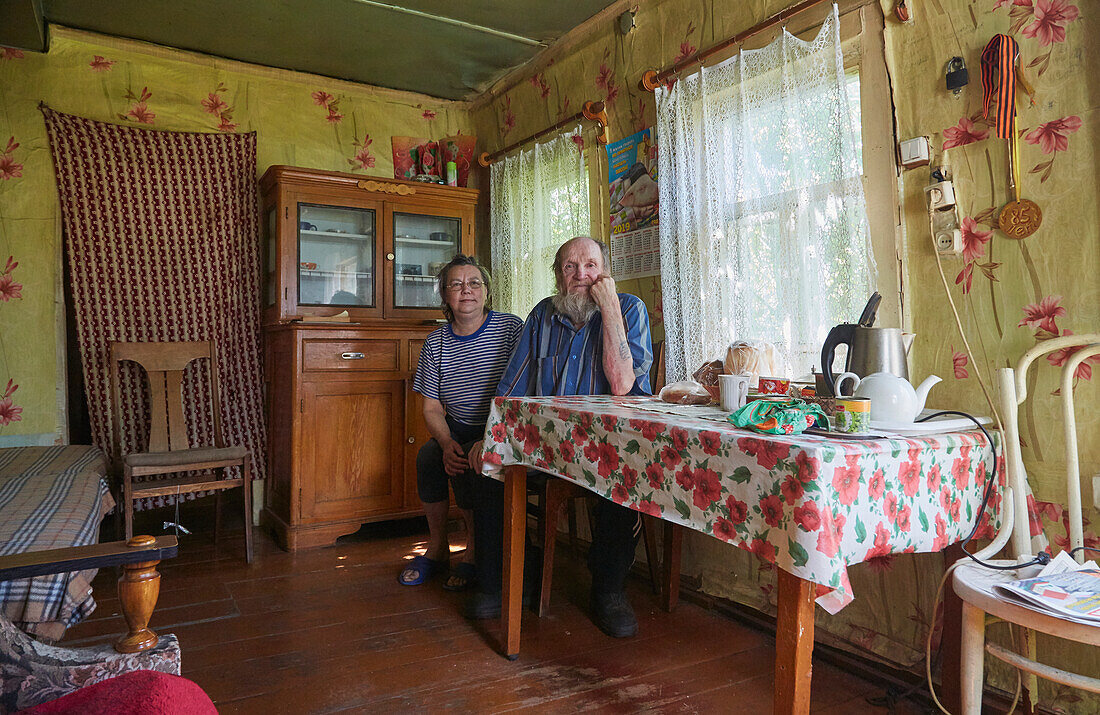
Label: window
xmin=655 ymin=5 xmax=898 ymax=380
xmin=489 ymin=127 xmax=591 ymax=318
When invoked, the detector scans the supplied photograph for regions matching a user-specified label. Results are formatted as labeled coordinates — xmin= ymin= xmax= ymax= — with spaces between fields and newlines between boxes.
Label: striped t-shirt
xmin=412 ymin=310 xmax=524 ymax=426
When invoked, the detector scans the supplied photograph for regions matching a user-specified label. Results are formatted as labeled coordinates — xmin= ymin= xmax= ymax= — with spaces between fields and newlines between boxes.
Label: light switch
xmin=899 ymin=137 xmax=931 ymax=168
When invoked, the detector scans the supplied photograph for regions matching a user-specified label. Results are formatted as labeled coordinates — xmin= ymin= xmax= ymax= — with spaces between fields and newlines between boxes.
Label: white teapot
xmin=834 ymin=371 xmax=942 ymax=424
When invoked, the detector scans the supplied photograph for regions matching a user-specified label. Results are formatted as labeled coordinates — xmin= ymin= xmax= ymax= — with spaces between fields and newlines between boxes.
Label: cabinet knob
xmin=407 ymin=436 xmax=415 ymax=444
xmin=341 ymin=352 xmax=365 ymax=360
xmin=386 ymin=252 xmax=395 ymax=261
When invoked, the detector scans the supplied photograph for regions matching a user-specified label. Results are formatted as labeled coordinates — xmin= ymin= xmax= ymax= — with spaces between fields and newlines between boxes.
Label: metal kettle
xmin=821 ymin=326 xmax=913 ymax=396
xmin=819 ymin=293 xmax=913 ymax=397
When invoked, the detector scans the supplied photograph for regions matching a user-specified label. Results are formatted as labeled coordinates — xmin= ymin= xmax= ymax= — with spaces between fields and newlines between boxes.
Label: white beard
xmin=552 ymin=291 xmax=598 ymax=326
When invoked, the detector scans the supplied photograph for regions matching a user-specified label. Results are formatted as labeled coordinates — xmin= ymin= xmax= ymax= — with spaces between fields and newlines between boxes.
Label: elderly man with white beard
xmin=465 ymin=236 xmax=653 ymax=638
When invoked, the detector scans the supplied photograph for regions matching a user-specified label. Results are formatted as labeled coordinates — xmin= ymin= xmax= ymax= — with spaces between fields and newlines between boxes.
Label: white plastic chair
xmin=952 ymin=333 xmax=1100 ymax=713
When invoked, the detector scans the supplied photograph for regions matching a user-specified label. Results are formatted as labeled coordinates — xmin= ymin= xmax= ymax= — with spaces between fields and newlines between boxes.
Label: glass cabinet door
xmin=392 ymin=213 xmax=461 ymax=309
xmin=297 ymin=203 xmax=375 ymax=307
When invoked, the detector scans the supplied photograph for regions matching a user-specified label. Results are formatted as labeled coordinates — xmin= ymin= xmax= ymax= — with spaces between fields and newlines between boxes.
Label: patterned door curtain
xmin=41 ymin=106 xmax=265 ymax=509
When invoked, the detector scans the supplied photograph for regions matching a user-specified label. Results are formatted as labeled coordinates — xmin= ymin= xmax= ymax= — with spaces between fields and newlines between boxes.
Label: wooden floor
xmin=66 ymin=500 xmax=929 ymax=713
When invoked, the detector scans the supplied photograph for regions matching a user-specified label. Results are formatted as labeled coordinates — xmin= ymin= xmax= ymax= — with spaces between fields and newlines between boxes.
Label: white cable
xmin=929 ymin=232 xmax=1003 ymax=431
xmin=926 ymin=563 xmax=1024 ymax=715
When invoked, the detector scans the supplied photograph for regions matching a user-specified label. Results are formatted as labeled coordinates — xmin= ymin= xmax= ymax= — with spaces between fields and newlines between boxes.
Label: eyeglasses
xmin=445 ymin=278 xmax=485 ymax=292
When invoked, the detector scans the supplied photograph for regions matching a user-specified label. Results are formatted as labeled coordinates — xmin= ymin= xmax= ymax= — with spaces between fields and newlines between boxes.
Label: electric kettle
xmin=821 ymin=326 xmax=913 ymax=396
xmin=819 ymin=293 xmax=914 ymax=396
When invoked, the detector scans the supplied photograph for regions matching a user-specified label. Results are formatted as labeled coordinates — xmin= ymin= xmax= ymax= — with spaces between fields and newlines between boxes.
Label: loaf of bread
xmin=658 ymin=380 xmax=714 ymax=405
xmin=692 ymin=359 xmax=724 ymax=387
xmin=724 ymin=340 xmax=778 ymax=380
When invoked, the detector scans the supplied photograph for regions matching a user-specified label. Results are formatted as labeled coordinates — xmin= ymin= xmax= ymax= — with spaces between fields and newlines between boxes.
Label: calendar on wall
xmin=607 ymin=128 xmax=660 ymax=280
xmin=610 ymin=225 xmax=660 ymax=280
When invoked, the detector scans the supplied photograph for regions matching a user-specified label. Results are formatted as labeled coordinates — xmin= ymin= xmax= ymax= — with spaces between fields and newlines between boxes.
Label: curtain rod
xmin=478 ymin=101 xmax=608 ymax=167
xmin=639 ymin=0 xmax=832 ymax=91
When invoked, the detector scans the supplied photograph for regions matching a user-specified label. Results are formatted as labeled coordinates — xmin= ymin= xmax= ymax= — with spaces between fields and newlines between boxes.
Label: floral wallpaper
xmin=0 ymin=27 xmax=472 ymax=441
xmin=472 ymin=0 xmax=1098 ymax=708
xmin=0 ymin=1 xmax=1094 ymax=708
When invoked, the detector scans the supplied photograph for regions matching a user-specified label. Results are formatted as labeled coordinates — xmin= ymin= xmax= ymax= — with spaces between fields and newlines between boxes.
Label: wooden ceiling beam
xmin=467 ymin=0 xmax=641 ymax=108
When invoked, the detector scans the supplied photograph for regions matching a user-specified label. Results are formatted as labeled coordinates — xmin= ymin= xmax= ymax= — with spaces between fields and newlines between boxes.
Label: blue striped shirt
xmin=412 ymin=311 xmax=524 ymax=426
xmin=497 ymin=294 xmax=653 ymax=397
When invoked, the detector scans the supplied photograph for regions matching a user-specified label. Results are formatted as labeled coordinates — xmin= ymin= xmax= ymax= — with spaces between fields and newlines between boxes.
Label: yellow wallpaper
xmin=472 ymin=0 xmax=1098 ymax=706
xmin=0 ymin=2 xmax=1094 ymax=705
xmin=0 ymin=28 xmax=473 ymax=441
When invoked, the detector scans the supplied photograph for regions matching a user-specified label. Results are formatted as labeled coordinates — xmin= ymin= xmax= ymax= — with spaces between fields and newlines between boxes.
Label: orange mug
xmin=758 ymin=377 xmax=791 ymax=395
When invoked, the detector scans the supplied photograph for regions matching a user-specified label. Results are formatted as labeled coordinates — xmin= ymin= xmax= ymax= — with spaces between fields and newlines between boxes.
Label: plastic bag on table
xmin=724 ymin=340 xmax=779 ymax=384
xmin=658 ymin=380 xmax=715 ymax=405
xmin=692 ymin=359 xmax=724 ymax=387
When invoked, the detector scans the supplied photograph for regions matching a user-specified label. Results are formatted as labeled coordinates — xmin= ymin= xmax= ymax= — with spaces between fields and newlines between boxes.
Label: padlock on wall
xmin=946 ymin=57 xmax=969 ymax=96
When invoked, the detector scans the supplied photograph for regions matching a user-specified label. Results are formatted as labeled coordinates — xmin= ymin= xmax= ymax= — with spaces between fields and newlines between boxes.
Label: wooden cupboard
xmin=259 ymin=166 xmax=476 ymax=550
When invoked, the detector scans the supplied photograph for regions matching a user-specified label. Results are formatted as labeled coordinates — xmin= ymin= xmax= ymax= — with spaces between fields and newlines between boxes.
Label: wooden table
xmin=482 ymin=395 xmax=1000 ymax=714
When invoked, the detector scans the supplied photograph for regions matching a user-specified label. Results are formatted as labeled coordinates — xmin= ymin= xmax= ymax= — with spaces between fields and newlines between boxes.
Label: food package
xmin=724 ymin=340 xmax=779 ymax=382
xmin=658 ymin=380 xmax=714 ymax=405
xmin=692 ymin=359 xmax=724 ymax=386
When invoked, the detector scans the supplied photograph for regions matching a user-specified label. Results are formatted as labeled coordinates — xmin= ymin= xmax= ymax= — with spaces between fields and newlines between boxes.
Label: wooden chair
xmin=952 ymin=333 xmax=1100 ymax=713
xmin=0 ymin=536 xmax=181 ymax=712
xmin=109 ymin=341 xmax=253 ymax=563
xmin=534 ymin=339 xmax=667 ymax=616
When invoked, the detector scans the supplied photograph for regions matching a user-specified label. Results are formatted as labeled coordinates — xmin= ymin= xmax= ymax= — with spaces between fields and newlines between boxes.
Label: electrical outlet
xmin=1093 ymin=474 xmax=1100 ymax=511
xmin=930 ymin=210 xmax=961 ymax=255
xmin=935 ymin=228 xmax=961 ymax=254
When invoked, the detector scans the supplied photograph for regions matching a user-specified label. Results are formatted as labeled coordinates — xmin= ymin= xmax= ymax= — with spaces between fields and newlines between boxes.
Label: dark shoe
xmin=443 ymin=562 xmax=477 ymax=592
xmin=464 ymin=591 xmax=502 ymax=620
xmin=590 ymin=591 xmax=638 ymax=638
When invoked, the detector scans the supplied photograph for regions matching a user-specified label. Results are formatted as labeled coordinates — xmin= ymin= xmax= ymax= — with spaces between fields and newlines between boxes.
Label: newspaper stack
xmin=994 ymin=551 xmax=1100 ymax=626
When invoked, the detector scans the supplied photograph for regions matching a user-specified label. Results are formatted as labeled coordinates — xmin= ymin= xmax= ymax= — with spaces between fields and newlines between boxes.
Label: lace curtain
xmin=490 ymin=126 xmax=590 ymax=318
xmin=655 ymin=6 xmax=874 ymax=381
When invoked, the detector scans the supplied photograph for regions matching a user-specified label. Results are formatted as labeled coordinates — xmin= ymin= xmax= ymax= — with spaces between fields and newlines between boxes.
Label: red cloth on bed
xmin=19 ymin=670 xmax=216 ymax=714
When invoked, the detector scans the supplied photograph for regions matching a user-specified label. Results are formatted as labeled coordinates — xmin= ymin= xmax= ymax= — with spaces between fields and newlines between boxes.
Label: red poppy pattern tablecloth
xmin=482 ymin=395 xmax=1003 ymax=613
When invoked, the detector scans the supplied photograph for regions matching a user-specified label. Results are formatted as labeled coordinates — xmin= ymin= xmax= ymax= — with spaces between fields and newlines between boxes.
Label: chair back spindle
xmin=994 ymin=333 xmax=1100 ymax=564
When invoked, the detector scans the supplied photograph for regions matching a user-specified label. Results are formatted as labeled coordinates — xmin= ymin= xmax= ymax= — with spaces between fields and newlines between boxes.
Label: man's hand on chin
xmin=590 ymin=274 xmax=618 ymax=312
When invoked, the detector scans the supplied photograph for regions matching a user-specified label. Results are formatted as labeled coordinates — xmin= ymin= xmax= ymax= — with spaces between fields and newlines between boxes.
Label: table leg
xmin=662 ymin=521 xmax=682 ymax=612
xmin=940 ymin=543 xmax=966 ymax=713
xmin=774 ymin=569 xmax=815 ymax=715
xmin=501 ymin=465 xmax=527 ymax=660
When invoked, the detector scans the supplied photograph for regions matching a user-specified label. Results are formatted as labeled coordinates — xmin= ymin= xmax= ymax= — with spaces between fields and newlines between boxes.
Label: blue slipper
xmin=399 ymin=555 xmax=447 ymax=586
xmin=443 ymin=561 xmax=477 ymax=592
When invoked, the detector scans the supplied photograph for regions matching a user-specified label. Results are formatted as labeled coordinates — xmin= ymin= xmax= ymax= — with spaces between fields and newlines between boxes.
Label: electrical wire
xmin=929 ymin=226 xmax=1003 ymax=431
xmin=920 ymin=415 xmax=1096 ymax=714
xmin=916 ymin=410 xmax=1050 ymax=572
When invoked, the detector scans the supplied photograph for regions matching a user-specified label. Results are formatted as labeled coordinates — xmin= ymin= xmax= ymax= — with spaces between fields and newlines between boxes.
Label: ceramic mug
xmin=719 ymin=373 xmax=752 ymax=412
xmin=833 ymin=371 xmax=861 ymax=397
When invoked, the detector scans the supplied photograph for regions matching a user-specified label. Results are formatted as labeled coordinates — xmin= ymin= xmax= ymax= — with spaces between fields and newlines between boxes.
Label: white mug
xmin=833 ymin=371 xmax=861 ymax=397
xmin=719 ymin=373 xmax=752 ymax=412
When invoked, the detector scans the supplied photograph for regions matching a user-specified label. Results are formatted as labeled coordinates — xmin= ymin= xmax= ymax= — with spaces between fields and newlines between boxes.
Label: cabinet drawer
xmin=303 ymin=339 xmax=399 ymax=371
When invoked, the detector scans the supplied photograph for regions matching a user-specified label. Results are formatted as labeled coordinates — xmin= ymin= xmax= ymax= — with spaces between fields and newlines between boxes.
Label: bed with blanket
xmin=0 ymin=446 xmax=114 ymax=641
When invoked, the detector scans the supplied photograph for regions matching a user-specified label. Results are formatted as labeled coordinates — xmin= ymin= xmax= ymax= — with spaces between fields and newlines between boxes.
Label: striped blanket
xmin=0 ymin=446 xmax=113 ymax=641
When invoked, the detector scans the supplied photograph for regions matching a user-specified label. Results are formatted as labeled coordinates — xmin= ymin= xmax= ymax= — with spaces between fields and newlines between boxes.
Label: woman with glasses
xmin=401 ymin=254 xmax=523 ymax=592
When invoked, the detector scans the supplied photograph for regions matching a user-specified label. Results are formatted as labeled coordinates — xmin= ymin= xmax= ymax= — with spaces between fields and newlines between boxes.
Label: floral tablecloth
xmin=482 ymin=395 xmax=1003 ymax=613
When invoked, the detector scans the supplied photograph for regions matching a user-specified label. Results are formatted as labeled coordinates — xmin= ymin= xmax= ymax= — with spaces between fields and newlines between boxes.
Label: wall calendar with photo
xmin=607 ymin=127 xmax=660 ymax=280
